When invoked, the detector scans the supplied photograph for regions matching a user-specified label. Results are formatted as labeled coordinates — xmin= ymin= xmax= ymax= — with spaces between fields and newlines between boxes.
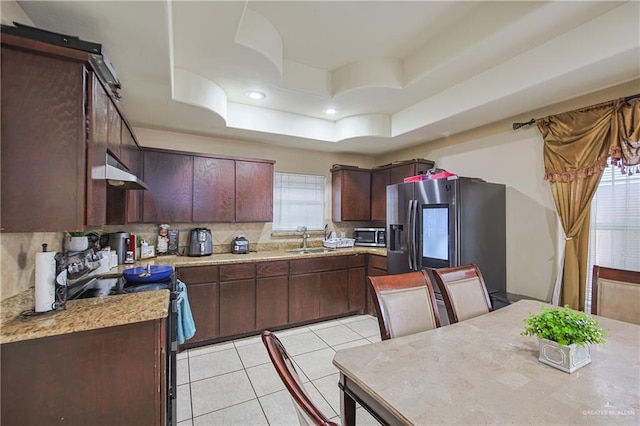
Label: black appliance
xmin=231 ymin=235 xmax=249 ymax=254
xmin=187 ymin=228 xmax=213 ymax=256
xmin=387 ymin=177 xmax=506 ymax=311
xmin=70 ymin=274 xmax=178 ymax=426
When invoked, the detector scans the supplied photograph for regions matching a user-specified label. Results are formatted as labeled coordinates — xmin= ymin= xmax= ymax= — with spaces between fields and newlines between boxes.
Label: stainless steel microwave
xmin=354 ymin=228 xmax=386 ymax=247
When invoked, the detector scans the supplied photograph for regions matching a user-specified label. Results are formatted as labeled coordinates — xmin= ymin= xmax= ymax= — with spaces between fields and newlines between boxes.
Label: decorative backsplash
xmin=0 ymin=221 xmax=376 ymax=301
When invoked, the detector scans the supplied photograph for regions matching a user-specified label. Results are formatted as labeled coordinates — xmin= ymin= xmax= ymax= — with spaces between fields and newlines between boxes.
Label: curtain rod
xmin=512 ymin=93 xmax=640 ymax=131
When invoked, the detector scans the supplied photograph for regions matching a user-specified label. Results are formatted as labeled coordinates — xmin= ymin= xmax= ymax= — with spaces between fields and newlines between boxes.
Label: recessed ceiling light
xmin=324 ymin=108 xmax=337 ymax=115
xmin=245 ymin=90 xmax=266 ymax=100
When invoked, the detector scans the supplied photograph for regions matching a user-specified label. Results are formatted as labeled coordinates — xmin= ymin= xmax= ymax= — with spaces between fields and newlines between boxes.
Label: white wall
xmin=0 ymin=0 xmax=34 ymax=26
xmin=376 ymin=80 xmax=639 ymax=300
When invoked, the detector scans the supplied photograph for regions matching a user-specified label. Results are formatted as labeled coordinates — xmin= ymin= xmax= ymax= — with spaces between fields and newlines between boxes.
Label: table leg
xmin=339 ymin=373 xmax=356 ymax=426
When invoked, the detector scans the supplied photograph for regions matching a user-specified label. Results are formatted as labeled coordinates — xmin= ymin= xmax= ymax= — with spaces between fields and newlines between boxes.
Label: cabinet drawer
xmin=290 ymin=256 xmax=350 ymax=274
xmin=349 ymin=254 xmax=366 ymax=268
xmin=220 ymin=263 xmax=256 ymax=281
xmin=256 ymin=260 xmax=289 ymax=278
xmin=368 ymin=254 xmax=386 ymax=271
xmin=177 ymin=265 xmax=218 ymax=284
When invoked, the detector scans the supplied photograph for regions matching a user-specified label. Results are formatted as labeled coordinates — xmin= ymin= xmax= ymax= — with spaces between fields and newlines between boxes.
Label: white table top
xmin=333 ymin=299 xmax=640 ymax=425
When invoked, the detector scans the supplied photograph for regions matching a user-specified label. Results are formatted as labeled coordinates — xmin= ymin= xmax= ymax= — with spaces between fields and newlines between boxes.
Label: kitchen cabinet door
xmin=289 ymin=273 xmax=320 ymax=323
xmin=371 ymin=160 xmax=435 ymax=222
xmin=142 ymin=150 xmax=193 ymax=223
xmin=219 ymin=264 xmax=257 ymax=336
xmin=1 ymin=319 xmax=166 ymax=426
xmin=371 ymin=168 xmax=390 ymax=221
xmin=86 ymin=72 xmax=109 ymax=227
xmin=107 ymin=99 xmax=122 ymax=159
xmin=348 ymin=255 xmax=367 ymax=312
xmin=331 ymin=166 xmax=371 ymax=221
xmin=236 ymin=160 xmax=274 ymax=222
xmin=193 ymin=157 xmax=235 ymax=222
xmin=1 ymin=42 xmax=87 ymax=232
xmin=256 ymin=276 xmax=289 ymax=329
xmin=123 ymin=128 xmax=143 ymax=223
xmin=366 ymin=254 xmax=387 ymax=317
xmin=319 ymin=269 xmax=349 ymax=317
xmin=177 ymin=266 xmax=220 ymax=346
xmin=256 ymin=260 xmax=289 ymax=329
xmin=219 ymin=279 xmax=256 ymax=336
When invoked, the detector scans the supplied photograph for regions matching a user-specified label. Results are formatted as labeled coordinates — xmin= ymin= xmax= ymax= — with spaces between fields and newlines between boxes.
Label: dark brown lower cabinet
xmin=177 ymin=265 xmax=219 ymax=346
xmin=219 ymin=263 xmax=257 ymax=336
xmin=348 ymin=255 xmax=367 ymax=312
xmin=256 ymin=260 xmax=289 ymax=330
xmin=319 ymin=270 xmax=350 ymax=317
xmin=1 ymin=320 xmax=166 ymax=426
xmin=179 ymin=254 xmax=376 ymax=345
xmin=220 ymin=279 xmax=256 ymax=336
xmin=366 ymin=254 xmax=387 ymax=316
xmin=289 ymin=273 xmax=321 ymax=323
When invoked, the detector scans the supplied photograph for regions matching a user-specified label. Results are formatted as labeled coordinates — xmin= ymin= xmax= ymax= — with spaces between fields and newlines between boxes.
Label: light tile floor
xmin=176 ymin=314 xmax=383 ymax=426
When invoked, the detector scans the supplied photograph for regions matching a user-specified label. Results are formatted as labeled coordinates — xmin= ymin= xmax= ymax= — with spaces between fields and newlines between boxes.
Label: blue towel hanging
xmin=177 ymin=280 xmax=196 ymax=344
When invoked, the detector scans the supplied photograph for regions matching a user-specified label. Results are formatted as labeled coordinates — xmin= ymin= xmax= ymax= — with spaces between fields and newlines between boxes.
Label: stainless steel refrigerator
xmin=386 ymin=177 xmax=506 ymax=302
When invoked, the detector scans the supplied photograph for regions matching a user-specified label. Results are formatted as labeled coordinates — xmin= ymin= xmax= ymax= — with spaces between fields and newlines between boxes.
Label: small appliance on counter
xmin=187 ymin=228 xmax=213 ymax=256
xmin=354 ymin=228 xmax=386 ymax=247
xmin=231 ymin=235 xmax=249 ymax=254
xmin=104 ymin=231 xmax=130 ymax=265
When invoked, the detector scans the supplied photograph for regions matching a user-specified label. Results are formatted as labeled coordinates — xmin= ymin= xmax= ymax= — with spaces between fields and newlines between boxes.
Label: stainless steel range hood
xmin=92 ymin=154 xmax=148 ymax=190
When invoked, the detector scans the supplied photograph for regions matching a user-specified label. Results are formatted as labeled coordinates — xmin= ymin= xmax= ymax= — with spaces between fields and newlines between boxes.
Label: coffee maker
xmin=105 ymin=232 xmax=130 ymax=265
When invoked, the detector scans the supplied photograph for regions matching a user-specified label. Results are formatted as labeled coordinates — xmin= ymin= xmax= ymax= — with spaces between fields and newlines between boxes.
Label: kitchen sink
xmin=285 ymin=248 xmax=336 ymax=254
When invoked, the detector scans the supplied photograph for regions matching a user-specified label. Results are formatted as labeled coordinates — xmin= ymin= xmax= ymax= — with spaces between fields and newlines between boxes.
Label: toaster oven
xmin=354 ymin=228 xmax=386 ymax=247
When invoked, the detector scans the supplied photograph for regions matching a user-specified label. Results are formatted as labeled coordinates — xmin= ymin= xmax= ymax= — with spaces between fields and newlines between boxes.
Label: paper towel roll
xmin=35 ymin=251 xmax=57 ymax=312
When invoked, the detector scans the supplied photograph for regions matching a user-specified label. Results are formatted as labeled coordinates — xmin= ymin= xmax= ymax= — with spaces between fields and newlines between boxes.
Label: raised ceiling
xmin=15 ymin=1 xmax=640 ymax=155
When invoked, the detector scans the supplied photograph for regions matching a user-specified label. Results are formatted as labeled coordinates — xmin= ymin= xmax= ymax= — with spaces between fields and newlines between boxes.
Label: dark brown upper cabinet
xmin=142 ymin=150 xmax=194 ymax=223
xmin=141 ymin=148 xmax=274 ymax=223
xmin=193 ymin=157 xmax=235 ymax=222
xmin=236 ymin=160 xmax=274 ymax=222
xmin=331 ymin=166 xmax=372 ymax=222
xmin=370 ymin=159 xmax=434 ymax=221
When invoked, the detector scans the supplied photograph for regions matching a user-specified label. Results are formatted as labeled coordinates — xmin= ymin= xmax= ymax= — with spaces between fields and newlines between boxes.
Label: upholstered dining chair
xmin=261 ymin=330 xmax=338 ymax=426
xmin=591 ymin=265 xmax=640 ymax=325
xmin=368 ymin=270 xmax=441 ymax=340
xmin=433 ymin=264 xmax=492 ymax=324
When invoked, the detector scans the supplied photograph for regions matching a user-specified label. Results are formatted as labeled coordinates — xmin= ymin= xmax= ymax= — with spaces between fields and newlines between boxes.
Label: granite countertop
xmin=0 ymin=289 xmax=169 ymax=345
xmin=1 ymin=247 xmax=386 ymax=345
xmin=111 ymin=246 xmax=387 ymax=272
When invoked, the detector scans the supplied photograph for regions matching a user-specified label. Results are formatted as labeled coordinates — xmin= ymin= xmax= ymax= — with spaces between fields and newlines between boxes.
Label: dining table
xmin=332 ymin=299 xmax=640 ymax=425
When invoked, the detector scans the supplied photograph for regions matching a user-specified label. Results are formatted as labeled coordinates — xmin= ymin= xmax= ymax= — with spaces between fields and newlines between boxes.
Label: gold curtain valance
xmin=537 ymin=97 xmax=640 ymax=183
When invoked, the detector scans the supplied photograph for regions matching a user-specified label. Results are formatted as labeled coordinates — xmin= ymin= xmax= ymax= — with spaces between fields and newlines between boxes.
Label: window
xmin=272 ymin=172 xmax=325 ymax=231
xmin=585 ymin=161 xmax=640 ymax=310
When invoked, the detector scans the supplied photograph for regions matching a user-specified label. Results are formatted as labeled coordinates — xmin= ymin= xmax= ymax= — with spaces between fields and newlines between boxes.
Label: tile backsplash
xmin=0 ymin=221 xmax=375 ymax=301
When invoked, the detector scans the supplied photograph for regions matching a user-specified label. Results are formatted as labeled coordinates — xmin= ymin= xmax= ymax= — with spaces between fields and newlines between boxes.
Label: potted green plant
xmin=521 ymin=305 xmax=608 ymax=373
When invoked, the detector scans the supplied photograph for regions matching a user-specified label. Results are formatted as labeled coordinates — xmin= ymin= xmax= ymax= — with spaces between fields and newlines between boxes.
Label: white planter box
xmin=538 ymin=338 xmax=591 ymax=373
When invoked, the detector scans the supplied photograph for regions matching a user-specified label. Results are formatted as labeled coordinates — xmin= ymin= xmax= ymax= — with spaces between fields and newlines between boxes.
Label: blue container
xmin=123 ymin=265 xmax=173 ymax=283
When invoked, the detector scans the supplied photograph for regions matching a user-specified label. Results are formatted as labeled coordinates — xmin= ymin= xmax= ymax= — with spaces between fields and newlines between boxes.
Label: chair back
xmin=591 ymin=266 xmax=640 ymax=325
xmin=368 ymin=270 xmax=441 ymax=340
xmin=261 ymin=331 xmax=338 ymax=426
xmin=433 ymin=264 xmax=492 ymax=324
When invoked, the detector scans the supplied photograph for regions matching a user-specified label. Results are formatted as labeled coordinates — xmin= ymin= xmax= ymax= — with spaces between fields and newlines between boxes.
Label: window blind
xmin=273 ymin=172 xmax=325 ymax=231
xmin=585 ymin=163 xmax=640 ymax=311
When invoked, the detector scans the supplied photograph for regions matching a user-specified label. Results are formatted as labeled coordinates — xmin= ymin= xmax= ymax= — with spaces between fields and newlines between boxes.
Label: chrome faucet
xmin=297 ymin=226 xmax=309 ymax=249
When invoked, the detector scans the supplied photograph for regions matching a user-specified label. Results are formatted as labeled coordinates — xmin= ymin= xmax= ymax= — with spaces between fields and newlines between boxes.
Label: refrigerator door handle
xmin=411 ymin=200 xmax=419 ymax=271
xmin=407 ymin=200 xmax=414 ymax=270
